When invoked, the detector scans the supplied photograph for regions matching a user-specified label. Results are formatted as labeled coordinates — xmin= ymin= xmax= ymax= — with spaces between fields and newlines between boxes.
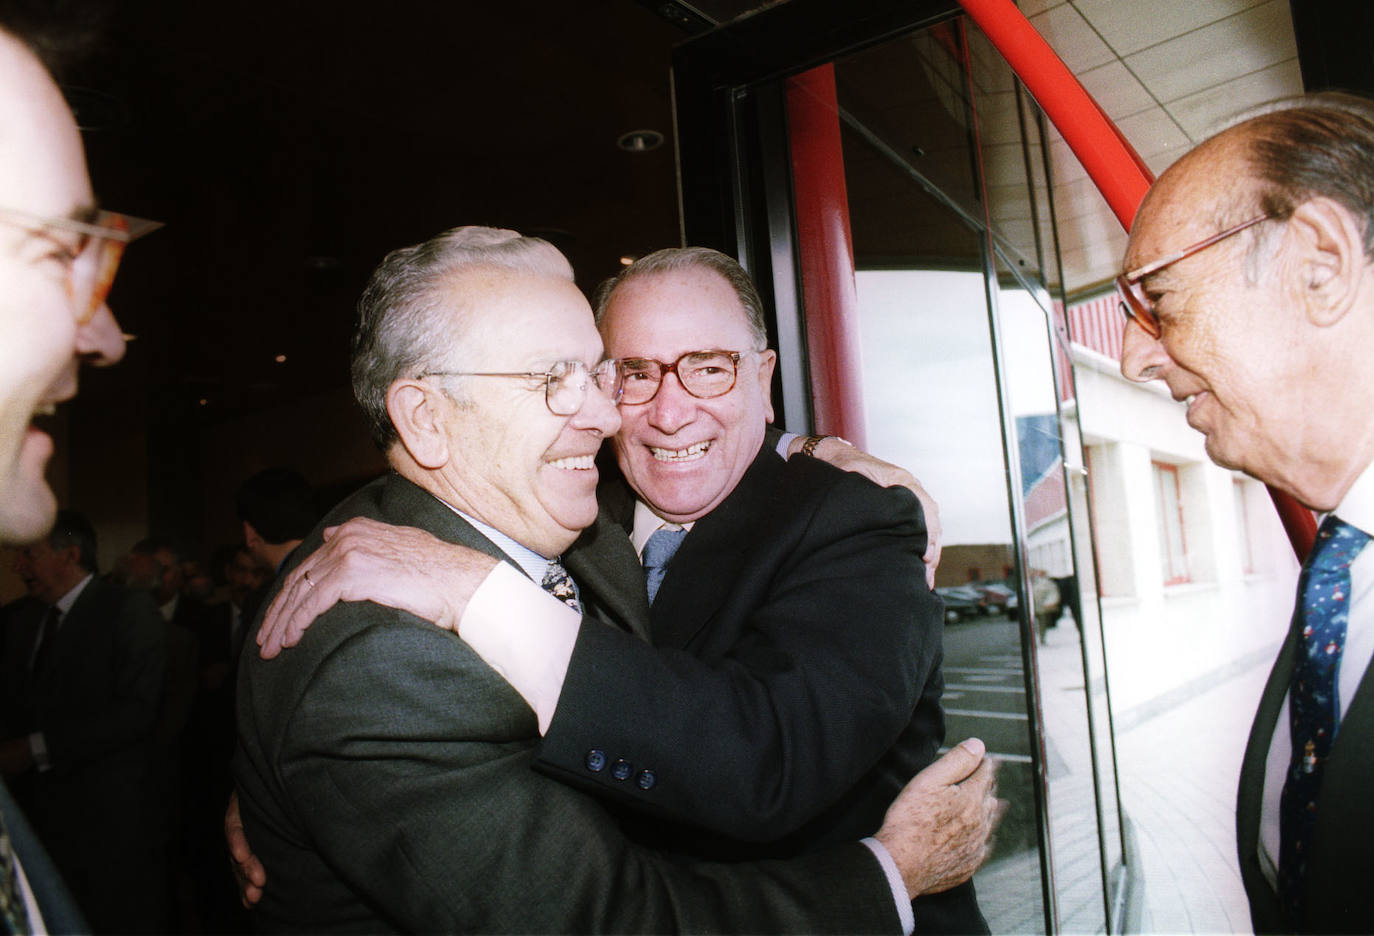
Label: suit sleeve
xmin=42 ymin=588 xmax=166 ymax=773
xmin=259 ymin=610 xmax=901 ymax=934
xmin=535 ymin=470 xmax=940 ymax=839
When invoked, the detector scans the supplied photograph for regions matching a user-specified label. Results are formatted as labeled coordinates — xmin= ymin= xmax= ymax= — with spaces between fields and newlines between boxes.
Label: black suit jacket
xmin=0 ymin=577 xmax=165 ymax=930
xmin=539 ymin=444 xmax=986 ymax=933
xmin=234 ymin=472 xmax=900 ymax=933
xmin=0 ymin=777 xmax=86 ymax=935
xmin=1238 ymin=609 xmax=1374 ymax=933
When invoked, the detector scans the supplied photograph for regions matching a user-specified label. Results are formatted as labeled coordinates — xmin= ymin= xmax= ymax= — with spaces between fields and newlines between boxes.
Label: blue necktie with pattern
xmin=540 ymin=558 xmax=581 ymax=613
xmin=1279 ymin=514 xmax=1371 ymax=919
xmin=642 ymin=527 xmax=687 ymax=605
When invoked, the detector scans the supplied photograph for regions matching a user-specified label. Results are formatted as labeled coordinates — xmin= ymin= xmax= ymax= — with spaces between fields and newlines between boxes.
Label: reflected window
xmin=1153 ymin=461 xmax=1189 ymax=585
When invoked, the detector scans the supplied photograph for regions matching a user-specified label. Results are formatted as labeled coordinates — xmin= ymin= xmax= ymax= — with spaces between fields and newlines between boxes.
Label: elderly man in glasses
xmin=240 ymin=241 xmax=996 ymax=933
xmin=1119 ymin=93 xmax=1374 ymax=934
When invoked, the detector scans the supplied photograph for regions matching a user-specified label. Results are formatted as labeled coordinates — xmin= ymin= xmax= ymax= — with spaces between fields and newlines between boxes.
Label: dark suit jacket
xmin=234 ymin=472 xmax=900 ymax=933
xmin=0 ymin=777 xmax=86 ymax=935
xmin=0 ymin=577 xmax=165 ymax=930
xmin=539 ymin=443 xmax=986 ymax=933
xmin=1238 ymin=611 xmax=1374 ymax=933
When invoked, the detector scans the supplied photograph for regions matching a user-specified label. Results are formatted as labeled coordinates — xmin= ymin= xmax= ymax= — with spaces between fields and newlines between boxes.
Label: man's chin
xmin=0 ymin=477 xmax=57 ymax=545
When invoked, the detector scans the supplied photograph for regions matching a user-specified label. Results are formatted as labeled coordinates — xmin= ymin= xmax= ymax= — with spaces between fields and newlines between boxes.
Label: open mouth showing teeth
xmin=650 ymin=441 xmax=710 ymax=463
xmin=548 ymin=454 xmax=596 ymax=470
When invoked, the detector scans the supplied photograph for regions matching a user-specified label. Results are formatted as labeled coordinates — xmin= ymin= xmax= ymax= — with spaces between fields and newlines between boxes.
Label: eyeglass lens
xmin=545 ymin=360 xmax=624 ymax=415
xmin=619 ymin=351 xmax=740 ymax=405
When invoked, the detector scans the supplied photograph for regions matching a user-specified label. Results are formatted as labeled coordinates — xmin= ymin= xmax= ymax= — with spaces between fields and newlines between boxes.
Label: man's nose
xmin=1119 ymin=319 xmax=1169 ymax=383
xmin=645 ymin=372 xmax=697 ymax=434
xmin=574 ymin=380 xmax=622 ymax=437
xmin=76 ymin=303 xmax=127 ymax=367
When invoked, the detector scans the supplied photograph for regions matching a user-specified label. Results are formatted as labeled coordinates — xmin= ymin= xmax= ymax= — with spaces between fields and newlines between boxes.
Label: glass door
xmin=674 ymin=3 xmax=1130 ymax=931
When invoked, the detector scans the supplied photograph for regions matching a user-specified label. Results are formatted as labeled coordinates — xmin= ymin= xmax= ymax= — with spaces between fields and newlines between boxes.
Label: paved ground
xmin=940 ymin=613 xmax=1276 ymax=934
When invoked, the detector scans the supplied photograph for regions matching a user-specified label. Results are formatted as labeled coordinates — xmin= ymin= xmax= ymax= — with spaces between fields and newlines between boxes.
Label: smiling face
xmin=1119 ymin=132 xmax=1318 ymax=495
xmin=0 ymin=32 xmax=127 ymax=544
xmin=438 ymin=267 xmax=621 ymax=557
xmin=600 ymin=266 xmax=776 ymax=524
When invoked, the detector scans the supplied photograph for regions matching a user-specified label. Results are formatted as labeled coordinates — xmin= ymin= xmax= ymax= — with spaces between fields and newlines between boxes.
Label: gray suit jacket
xmin=1238 ymin=611 xmax=1374 ymax=933
xmin=234 ymin=472 xmax=900 ymax=933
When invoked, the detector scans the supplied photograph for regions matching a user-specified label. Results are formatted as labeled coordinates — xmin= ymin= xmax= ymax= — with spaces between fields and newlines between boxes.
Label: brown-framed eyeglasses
xmin=618 ymin=350 xmax=752 ymax=405
xmin=0 ymin=206 xmax=162 ymax=325
xmin=1116 ymin=214 xmax=1270 ymax=339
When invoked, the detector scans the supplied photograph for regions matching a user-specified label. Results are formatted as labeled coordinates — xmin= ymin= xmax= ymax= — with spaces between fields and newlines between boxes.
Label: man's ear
xmin=755 ymin=349 xmax=777 ymax=424
xmin=386 ymin=379 xmax=452 ymax=470
xmin=1286 ymin=196 xmax=1367 ymax=327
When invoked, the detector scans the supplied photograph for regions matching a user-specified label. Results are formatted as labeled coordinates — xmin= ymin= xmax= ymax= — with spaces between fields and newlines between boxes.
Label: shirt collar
xmin=1334 ymin=461 xmax=1374 ymax=537
xmin=439 ymin=499 xmax=553 ymax=583
xmin=630 ymin=500 xmax=694 ymax=558
xmin=55 ymin=573 xmax=94 ymax=615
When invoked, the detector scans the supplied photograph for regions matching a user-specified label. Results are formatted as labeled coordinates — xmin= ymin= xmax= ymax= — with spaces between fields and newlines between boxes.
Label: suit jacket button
xmin=585 ymin=749 xmax=607 ymax=772
xmin=636 ymin=769 xmax=656 ymax=790
xmin=611 ymin=759 xmax=633 ymax=781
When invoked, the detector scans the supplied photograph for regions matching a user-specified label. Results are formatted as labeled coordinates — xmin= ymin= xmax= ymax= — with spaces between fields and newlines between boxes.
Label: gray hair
xmin=592 ymin=247 xmax=769 ymax=350
xmin=351 ymin=226 xmax=573 ymax=450
xmin=1225 ymin=93 xmax=1374 ymax=260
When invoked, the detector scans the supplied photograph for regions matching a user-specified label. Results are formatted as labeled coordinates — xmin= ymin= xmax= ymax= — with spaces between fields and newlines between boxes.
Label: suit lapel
xmin=650 ymin=444 xmax=782 ymax=649
xmin=565 ymin=508 xmax=651 ymax=641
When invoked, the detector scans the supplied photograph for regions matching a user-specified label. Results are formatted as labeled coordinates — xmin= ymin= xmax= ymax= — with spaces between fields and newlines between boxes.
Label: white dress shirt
xmin=1259 ymin=463 xmax=1374 ymax=884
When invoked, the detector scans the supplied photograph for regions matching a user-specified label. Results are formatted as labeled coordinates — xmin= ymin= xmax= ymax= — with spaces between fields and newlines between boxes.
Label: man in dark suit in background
xmin=1 ymin=511 xmax=166 ymax=932
xmin=1118 ymin=93 xmax=1374 ymax=934
xmin=258 ymin=247 xmax=987 ymax=932
xmin=235 ymin=225 xmax=998 ymax=932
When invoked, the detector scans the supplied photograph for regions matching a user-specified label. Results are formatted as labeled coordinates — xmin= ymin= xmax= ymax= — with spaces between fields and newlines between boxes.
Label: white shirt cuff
xmin=861 ymin=837 xmax=915 ymax=935
xmin=775 ymin=431 xmax=799 ymax=459
xmin=460 ymin=562 xmax=582 ymax=734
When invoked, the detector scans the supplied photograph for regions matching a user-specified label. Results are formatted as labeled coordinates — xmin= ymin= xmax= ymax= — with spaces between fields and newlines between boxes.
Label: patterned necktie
xmin=642 ymin=527 xmax=687 ymax=605
xmin=1279 ymin=514 xmax=1371 ymax=919
xmin=0 ymin=809 xmax=31 ymax=936
xmin=540 ymin=558 xmax=581 ymax=612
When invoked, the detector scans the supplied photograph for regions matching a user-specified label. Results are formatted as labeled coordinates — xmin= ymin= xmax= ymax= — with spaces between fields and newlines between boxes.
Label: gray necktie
xmin=642 ymin=528 xmax=688 ymax=605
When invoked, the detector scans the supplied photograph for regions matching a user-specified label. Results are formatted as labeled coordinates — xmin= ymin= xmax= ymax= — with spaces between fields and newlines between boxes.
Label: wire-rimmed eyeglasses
xmin=0 ymin=206 xmax=162 ymax=325
xmin=419 ymin=358 xmax=624 ymax=416
xmin=1116 ymin=214 xmax=1270 ymax=339
xmin=618 ymin=349 xmax=753 ymax=405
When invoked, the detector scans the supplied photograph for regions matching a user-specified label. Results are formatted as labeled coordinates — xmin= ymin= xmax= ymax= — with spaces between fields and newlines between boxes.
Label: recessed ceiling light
xmin=619 ymin=254 xmax=637 ymax=266
xmin=617 ymin=130 xmax=664 ymax=153
xmin=274 ymin=354 xmax=287 ymax=364
xmin=198 ymin=398 xmax=208 ymax=406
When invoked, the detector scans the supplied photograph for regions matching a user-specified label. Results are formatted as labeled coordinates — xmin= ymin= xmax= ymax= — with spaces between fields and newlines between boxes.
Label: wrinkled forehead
xmin=1125 ymin=132 xmax=1255 ymax=269
xmin=601 ymin=267 xmax=754 ymax=354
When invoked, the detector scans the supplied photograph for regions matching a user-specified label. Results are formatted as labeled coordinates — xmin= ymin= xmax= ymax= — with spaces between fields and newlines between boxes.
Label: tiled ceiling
xmin=1021 ymin=0 xmax=1302 ymax=297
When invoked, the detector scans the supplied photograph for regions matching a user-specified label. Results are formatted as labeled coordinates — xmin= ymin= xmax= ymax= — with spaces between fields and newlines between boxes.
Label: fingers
xmin=912 ymin=737 xmax=986 ymax=788
xmin=224 ymin=792 xmax=267 ymax=908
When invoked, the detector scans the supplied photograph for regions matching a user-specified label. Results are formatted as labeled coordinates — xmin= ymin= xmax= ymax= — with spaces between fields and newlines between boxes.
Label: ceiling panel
xmin=1168 ymin=57 xmax=1303 ymax=140
xmin=1027 ymin=4 xmax=1116 ymax=73
xmin=1124 ymin=0 xmax=1297 ymax=104
xmin=1074 ymin=0 xmax=1268 ymax=57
